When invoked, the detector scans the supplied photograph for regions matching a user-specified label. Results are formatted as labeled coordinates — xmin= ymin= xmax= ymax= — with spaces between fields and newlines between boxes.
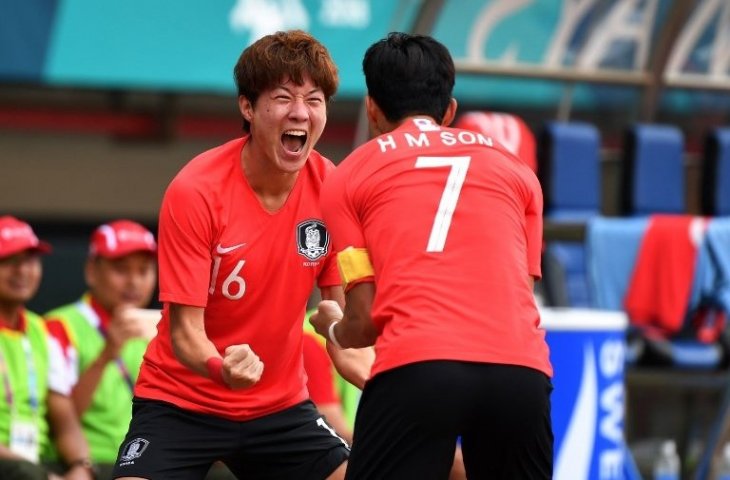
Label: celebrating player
xmin=310 ymin=32 xmax=554 ymax=480
xmin=113 ymin=30 xmax=357 ymax=480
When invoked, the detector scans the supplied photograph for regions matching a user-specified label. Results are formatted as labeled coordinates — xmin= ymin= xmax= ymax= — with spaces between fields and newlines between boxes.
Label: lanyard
xmin=0 ymin=336 xmax=40 ymax=415
xmin=76 ymin=300 xmax=135 ymax=393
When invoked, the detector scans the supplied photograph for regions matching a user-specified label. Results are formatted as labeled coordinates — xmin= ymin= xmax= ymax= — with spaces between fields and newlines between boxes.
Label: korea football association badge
xmin=296 ymin=220 xmax=329 ymax=260
xmin=120 ymin=437 xmax=150 ymax=462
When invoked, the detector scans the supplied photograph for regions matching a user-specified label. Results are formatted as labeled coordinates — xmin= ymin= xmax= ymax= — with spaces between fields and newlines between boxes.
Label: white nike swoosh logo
xmin=216 ymin=243 xmax=246 ymax=254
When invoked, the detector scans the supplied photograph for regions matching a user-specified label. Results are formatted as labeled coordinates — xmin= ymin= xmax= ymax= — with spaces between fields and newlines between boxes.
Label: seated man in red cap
xmin=45 ymin=220 xmax=158 ymax=479
xmin=0 ymin=215 xmax=94 ymax=480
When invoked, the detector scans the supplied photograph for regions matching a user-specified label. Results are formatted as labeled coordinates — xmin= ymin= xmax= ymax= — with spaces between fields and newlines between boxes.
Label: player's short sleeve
xmin=302 ymin=334 xmax=339 ymax=405
xmin=158 ymin=178 xmax=215 ymax=307
xmin=320 ymin=166 xmax=367 ymax=253
xmin=317 ymin=251 xmax=342 ymax=288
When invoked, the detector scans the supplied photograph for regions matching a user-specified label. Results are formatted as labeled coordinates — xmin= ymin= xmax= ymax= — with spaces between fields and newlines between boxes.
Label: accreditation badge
xmin=9 ymin=416 xmax=40 ymax=462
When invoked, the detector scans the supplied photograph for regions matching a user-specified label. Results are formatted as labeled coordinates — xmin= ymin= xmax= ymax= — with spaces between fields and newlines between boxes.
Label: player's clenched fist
xmin=310 ymin=300 xmax=343 ymax=338
xmin=318 ymin=300 xmax=343 ymax=320
xmin=222 ymin=344 xmax=264 ymax=389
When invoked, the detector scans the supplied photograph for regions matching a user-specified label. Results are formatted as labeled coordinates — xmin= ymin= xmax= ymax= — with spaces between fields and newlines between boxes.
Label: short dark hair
xmin=234 ymin=30 xmax=339 ymax=132
xmin=363 ymin=32 xmax=455 ymax=124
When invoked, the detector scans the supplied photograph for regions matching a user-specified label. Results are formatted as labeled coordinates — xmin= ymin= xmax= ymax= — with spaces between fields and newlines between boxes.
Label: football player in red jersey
xmin=311 ymin=33 xmax=554 ymax=480
xmin=113 ymin=31 xmax=369 ymax=480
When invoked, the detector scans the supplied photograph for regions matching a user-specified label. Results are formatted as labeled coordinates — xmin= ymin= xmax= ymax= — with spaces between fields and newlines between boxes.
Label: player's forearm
xmin=320 ymin=285 xmax=345 ymax=309
xmin=331 ymin=316 xmax=377 ymax=349
xmin=335 ymin=282 xmax=378 ymax=348
xmin=326 ymin=342 xmax=373 ymax=389
xmin=169 ymin=304 xmax=220 ymax=378
xmin=170 ymin=325 xmax=219 ymax=377
xmin=314 ymin=284 xmax=377 ymax=349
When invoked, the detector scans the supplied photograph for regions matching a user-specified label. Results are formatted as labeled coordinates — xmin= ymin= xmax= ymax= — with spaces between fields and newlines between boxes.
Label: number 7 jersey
xmin=135 ymin=137 xmax=340 ymax=420
xmin=320 ymin=118 xmax=552 ymax=379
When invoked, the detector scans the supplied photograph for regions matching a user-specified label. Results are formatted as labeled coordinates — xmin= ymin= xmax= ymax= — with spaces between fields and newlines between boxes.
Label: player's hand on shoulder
xmin=223 ymin=344 xmax=264 ymax=389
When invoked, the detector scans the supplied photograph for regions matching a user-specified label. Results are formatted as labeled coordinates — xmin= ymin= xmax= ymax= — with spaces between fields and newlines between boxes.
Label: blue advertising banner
xmin=0 ymin=0 xmax=59 ymax=81
xmin=1 ymin=0 xmax=729 ymax=108
xmin=44 ymin=0 xmax=420 ymax=96
xmin=541 ymin=308 xmax=629 ymax=480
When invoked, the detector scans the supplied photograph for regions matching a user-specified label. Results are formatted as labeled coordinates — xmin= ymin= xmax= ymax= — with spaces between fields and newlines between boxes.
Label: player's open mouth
xmin=282 ymin=130 xmax=307 ymax=154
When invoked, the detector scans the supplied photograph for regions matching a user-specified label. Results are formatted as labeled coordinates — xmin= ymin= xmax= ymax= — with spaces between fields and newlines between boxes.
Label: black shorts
xmin=111 ymin=398 xmax=349 ymax=480
xmin=345 ymin=361 xmax=553 ymax=480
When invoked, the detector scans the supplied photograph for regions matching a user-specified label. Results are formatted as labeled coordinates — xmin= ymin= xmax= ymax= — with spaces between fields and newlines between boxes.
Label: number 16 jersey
xmin=135 ymin=137 xmax=340 ymax=420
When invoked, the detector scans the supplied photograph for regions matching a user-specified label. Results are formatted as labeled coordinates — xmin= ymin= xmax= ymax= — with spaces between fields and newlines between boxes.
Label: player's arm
xmin=319 ymin=245 xmax=378 ymax=350
xmin=169 ymin=304 xmax=217 ymax=377
xmin=311 ymin=245 xmax=378 ymax=348
xmin=312 ymin=282 xmax=378 ymax=350
xmin=337 ymin=282 xmax=378 ymax=348
xmin=318 ymin=285 xmax=374 ymax=390
xmin=169 ymin=304 xmax=263 ymax=389
xmin=303 ymin=333 xmax=354 ymax=443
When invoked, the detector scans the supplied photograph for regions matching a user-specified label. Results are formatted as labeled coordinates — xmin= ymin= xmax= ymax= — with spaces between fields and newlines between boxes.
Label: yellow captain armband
xmin=337 ymin=247 xmax=374 ymax=289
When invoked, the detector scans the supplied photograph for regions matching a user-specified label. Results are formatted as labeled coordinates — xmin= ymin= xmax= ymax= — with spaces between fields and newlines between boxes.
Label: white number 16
xmin=414 ymin=156 xmax=471 ymax=252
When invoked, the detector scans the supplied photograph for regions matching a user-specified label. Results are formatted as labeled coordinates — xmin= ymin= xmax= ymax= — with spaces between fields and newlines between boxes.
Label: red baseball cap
xmin=89 ymin=220 xmax=157 ymax=259
xmin=0 ymin=216 xmax=52 ymax=259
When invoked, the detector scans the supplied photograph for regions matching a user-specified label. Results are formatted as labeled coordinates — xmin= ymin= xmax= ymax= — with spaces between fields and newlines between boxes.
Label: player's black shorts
xmin=111 ymin=398 xmax=349 ymax=480
xmin=345 ymin=360 xmax=553 ymax=480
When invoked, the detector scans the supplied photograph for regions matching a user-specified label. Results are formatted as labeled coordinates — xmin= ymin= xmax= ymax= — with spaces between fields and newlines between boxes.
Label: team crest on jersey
xmin=120 ymin=438 xmax=150 ymax=461
xmin=296 ymin=220 xmax=329 ymax=260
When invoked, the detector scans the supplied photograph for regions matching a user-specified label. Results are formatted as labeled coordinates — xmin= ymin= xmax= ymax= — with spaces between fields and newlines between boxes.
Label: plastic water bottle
xmin=653 ymin=440 xmax=680 ymax=480
xmin=717 ymin=442 xmax=730 ymax=480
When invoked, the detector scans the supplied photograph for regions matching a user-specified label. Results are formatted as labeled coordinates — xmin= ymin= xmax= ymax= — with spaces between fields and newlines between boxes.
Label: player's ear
xmin=365 ymin=95 xmax=379 ymax=125
xmin=365 ymin=95 xmax=385 ymax=136
xmin=238 ymin=96 xmax=254 ymax=123
xmin=442 ymin=98 xmax=458 ymax=126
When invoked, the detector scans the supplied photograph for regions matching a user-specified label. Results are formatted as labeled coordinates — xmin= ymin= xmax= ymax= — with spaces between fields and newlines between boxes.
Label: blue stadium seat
xmin=622 ymin=124 xmax=686 ymax=215
xmin=539 ymin=121 xmax=601 ymax=221
xmin=702 ymin=127 xmax=730 ymax=216
xmin=538 ymin=122 xmax=601 ymax=307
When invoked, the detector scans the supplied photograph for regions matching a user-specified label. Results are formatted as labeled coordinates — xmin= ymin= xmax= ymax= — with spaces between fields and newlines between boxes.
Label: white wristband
xmin=328 ymin=321 xmax=343 ymax=349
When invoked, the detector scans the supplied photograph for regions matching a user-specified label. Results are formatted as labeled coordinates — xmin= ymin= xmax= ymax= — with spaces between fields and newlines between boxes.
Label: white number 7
xmin=414 ymin=156 xmax=471 ymax=252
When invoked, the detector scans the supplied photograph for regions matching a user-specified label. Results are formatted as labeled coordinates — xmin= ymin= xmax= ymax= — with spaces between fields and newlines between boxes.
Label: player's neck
xmin=241 ymin=142 xmax=299 ymax=213
xmin=399 ymin=115 xmax=438 ymax=127
xmin=373 ymin=115 xmax=438 ymax=136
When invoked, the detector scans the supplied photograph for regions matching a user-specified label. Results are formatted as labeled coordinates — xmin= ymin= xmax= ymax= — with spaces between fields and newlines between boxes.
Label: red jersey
xmin=624 ymin=215 xmax=705 ymax=336
xmin=135 ymin=137 xmax=340 ymax=420
xmin=321 ymin=118 xmax=552 ymax=378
